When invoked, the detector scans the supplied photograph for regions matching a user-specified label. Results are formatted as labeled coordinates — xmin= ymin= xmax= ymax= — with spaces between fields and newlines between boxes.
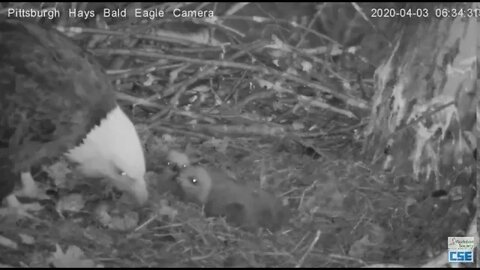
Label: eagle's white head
xmin=65 ymin=105 xmax=148 ymax=205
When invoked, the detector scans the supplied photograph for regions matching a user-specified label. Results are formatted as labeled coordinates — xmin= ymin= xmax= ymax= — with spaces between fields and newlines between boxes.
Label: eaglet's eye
xmin=120 ymin=171 xmax=128 ymax=177
xmin=189 ymin=177 xmax=198 ymax=185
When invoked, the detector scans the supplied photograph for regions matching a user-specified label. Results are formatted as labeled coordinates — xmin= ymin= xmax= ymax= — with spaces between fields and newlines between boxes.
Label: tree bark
xmin=363 ymin=4 xmax=477 ymax=186
xmin=363 ymin=5 xmax=478 ymax=266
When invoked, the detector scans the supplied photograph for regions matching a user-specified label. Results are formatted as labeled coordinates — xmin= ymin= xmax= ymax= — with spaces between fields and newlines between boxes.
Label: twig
xmin=93 ymin=48 xmax=264 ymax=72
xmin=95 ymin=47 xmax=368 ymax=111
xmin=362 ymin=263 xmax=405 ymax=268
xmin=295 ymin=230 xmax=321 ymax=267
xmin=134 ymin=214 xmax=157 ymax=232
xmin=290 ymin=233 xmax=309 ymax=253
xmin=57 ymin=26 xmax=217 ymax=47
xmin=0 ymin=235 xmax=17 ymax=250
xmin=115 ymin=92 xmax=164 ymax=110
xmin=107 ymin=62 xmax=183 ymax=79
xmin=190 ymin=249 xmax=219 ymax=261
xmin=150 ymin=125 xmax=212 ymax=140
xmin=235 ymin=90 xmax=275 ymax=110
xmin=162 ymin=40 xmax=268 ymax=110
xmin=328 ymin=253 xmax=366 ymax=266
xmin=219 ymin=15 xmax=339 ymax=45
xmin=296 ymin=5 xmax=324 ymax=48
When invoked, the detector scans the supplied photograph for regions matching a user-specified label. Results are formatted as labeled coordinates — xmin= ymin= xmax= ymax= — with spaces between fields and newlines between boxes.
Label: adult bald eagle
xmin=0 ymin=19 xmax=148 ymax=214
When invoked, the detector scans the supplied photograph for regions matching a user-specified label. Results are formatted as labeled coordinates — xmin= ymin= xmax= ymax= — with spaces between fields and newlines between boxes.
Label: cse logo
xmin=448 ymin=250 xmax=473 ymax=263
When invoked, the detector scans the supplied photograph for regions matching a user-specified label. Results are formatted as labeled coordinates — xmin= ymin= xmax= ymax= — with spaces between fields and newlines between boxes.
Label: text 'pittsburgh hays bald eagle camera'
xmin=0 ymin=19 xmax=148 ymax=214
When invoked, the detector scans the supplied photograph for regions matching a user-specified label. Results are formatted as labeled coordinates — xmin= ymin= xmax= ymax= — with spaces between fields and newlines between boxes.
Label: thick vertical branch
xmin=363 ymin=5 xmax=477 ymax=187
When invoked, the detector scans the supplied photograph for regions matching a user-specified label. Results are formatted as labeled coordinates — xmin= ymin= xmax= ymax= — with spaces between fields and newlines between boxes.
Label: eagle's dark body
xmin=0 ymin=20 xmax=148 ymax=206
xmin=0 ymin=20 xmax=115 ymax=171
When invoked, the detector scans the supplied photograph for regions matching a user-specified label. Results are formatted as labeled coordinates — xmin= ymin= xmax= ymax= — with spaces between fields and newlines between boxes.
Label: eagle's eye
xmin=120 ymin=171 xmax=127 ymax=177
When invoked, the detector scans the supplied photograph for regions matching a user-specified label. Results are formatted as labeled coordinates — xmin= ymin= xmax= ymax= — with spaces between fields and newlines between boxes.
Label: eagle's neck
xmin=64 ymin=105 xmax=145 ymax=180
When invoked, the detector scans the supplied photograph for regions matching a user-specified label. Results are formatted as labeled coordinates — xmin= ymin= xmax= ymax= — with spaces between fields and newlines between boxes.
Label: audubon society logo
xmin=448 ymin=237 xmax=475 ymax=263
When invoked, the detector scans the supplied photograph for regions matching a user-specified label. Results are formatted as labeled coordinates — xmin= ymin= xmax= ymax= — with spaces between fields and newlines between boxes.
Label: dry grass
xmin=0 ymin=2 xmax=476 ymax=268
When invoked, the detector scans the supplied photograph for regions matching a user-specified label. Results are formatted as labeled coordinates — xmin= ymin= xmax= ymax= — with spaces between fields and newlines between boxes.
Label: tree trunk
xmin=363 ymin=4 xmax=477 ymax=186
xmin=362 ymin=4 xmax=478 ymax=266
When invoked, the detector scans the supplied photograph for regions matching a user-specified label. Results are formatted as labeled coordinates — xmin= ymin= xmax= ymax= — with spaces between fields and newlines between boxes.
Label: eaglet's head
xmin=176 ymin=166 xmax=213 ymax=205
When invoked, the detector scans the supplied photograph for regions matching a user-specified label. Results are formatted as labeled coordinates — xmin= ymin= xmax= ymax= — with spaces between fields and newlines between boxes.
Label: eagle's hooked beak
xmin=114 ymin=174 xmax=148 ymax=205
